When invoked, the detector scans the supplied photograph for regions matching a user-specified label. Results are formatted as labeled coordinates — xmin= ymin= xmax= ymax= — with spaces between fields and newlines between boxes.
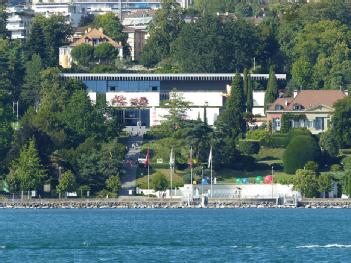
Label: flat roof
xmin=60 ymin=73 xmax=287 ymax=81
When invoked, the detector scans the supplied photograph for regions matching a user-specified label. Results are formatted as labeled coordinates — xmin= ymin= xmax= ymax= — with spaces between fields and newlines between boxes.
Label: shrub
xmin=283 ymin=135 xmax=321 ymax=174
xmin=262 ymin=134 xmax=289 ymax=148
xmin=152 ymin=172 xmax=169 ymax=191
xmin=304 ymin=161 xmax=318 ymax=173
xmin=342 ymin=156 xmax=351 ymax=170
xmin=246 ymin=129 xmax=269 ymax=142
xmin=238 ymin=140 xmax=260 ymax=155
xmin=330 ymin=164 xmax=342 ymax=172
xmin=293 ymin=169 xmax=319 ymax=198
xmin=288 ymin=128 xmax=312 ymax=142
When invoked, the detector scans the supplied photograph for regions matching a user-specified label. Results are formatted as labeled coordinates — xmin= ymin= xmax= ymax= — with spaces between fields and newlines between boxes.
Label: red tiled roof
xmin=268 ymin=90 xmax=346 ymax=111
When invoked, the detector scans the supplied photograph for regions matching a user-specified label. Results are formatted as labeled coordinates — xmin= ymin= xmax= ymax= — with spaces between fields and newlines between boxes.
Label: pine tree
xmin=264 ymin=66 xmax=278 ymax=111
xmin=26 ymin=18 xmax=46 ymax=60
xmin=7 ymin=139 xmax=47 ymax=192
xmin=21 ymin=54 xmax=43 ymax=110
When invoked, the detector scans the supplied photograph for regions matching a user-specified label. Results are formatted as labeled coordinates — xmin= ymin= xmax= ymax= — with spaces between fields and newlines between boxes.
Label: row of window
xmin=272 ymin=118 xmax=326 ymax=131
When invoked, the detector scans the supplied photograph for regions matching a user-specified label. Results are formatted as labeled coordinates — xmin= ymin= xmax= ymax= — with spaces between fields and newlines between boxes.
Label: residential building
xmin=59 ymin=28 xmax=124 ymax=68
xmin=122 ymin=9 xmax=156 ymax=31
xmin=6 ymin=6 xmax=34 ymax=40
xmin=60 ymin=73 xmax=286 ymax=127
xmin=266 ymin=90 xmax=346 ymax=134
xmin=31 ymin=0 xmax=161 ymax=21
xmin=122 ymin=26 xmax=147 ymax=61
xmin=31 ymin=2 xmax=83 ymax=27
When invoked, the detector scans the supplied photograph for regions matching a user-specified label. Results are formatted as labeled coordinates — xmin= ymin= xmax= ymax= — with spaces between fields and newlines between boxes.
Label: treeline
xmin=142 ymin=0 xmax=351 ymax=91
xmin=0 ymin=3 xmax=126 ymax=196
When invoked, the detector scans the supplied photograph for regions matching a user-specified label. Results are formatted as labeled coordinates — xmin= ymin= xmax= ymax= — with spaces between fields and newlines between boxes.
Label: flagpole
xmin=210 ymin=156 xmax=213 ymax=198
xmin=190 ymin=146 xmax=193 ymax=198
xmin=146 ymin=146 xmax=150 ymax=198
xmin=147 ymin=160 xmax=150 ymax=198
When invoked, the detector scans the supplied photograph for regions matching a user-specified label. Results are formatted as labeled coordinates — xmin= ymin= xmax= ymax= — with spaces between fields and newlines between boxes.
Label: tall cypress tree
xmin=243 ymin=68 xmax=249 ymax=101
xmin=264 ymin=66 xmax=278 ymax=111
xmin=221 ymin=73 xmax=246 ymax=138
xmin=246 ymin=73 xmax=253 ymax=113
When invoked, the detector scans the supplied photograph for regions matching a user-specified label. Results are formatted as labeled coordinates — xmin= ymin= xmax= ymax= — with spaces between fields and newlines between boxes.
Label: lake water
xmin=0 ymin=208 xmax=350 ymax=262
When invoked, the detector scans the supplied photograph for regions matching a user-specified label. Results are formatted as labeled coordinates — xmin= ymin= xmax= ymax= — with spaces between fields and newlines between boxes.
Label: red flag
xmin=144 ymin=147 xmax=150 ymax=167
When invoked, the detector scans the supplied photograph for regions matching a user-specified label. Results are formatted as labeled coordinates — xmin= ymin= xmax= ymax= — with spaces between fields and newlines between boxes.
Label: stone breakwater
xmin=0 ymin=198 xmax=350 ymax=209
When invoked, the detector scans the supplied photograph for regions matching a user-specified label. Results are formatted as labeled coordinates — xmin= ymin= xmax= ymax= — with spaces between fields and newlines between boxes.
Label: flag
xmin=188 ymin=147 xmax=193 ymax=169
xmin=169 ymin=147 xmax=174 ymax=168
xmin=144 ymin=147 xmax=150 ymax=168
xmin=208 ymin=146 xmax=212 ymax=168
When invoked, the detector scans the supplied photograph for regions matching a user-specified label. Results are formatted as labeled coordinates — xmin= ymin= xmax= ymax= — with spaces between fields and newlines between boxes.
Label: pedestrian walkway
xmin=119 ymin=134 xmax=143 ymax=196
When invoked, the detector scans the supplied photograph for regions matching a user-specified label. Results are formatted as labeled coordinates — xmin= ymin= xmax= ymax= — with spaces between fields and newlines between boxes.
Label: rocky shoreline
xmin=0 ymin=198 xmax=350 ymax=209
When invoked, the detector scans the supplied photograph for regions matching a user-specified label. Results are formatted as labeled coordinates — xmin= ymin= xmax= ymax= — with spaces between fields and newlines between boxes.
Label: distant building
xmin=31 ymin=2 xmax=83 ymax=27
xmin=266 ymin=90 xmax=347 ymax=134
xmin=6 ymin=6 xmax=34 ymax=40
xmin=60 ymin=73 xmax=286 ymax=127
xmin=122 ymin=26 xmax=147 ymax=61
xmin=59 ymin=28 xmax=124 ymax=68
xmin=31 ymin=0 xmax=161 ymax=22
xmin=122 ymin=9 xmax=155 ymax=31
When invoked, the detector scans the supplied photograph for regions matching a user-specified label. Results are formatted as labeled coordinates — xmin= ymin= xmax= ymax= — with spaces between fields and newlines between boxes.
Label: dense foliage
xmin=283 ymin=135 xmax=321 ymax=174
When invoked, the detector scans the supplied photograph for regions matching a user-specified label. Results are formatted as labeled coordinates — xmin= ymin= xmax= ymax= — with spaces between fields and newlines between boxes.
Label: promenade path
xmin=119 ymin=127 xmax=146 ymax=196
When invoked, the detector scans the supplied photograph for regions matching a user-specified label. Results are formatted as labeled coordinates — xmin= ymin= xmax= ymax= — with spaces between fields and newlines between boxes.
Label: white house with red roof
xmin=266 ymin=89 xmax=347 ymax=134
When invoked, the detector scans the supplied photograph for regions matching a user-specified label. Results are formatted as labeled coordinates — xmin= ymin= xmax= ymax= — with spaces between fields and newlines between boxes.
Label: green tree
xmin=71 ymin=44 xmax=95 ymax=67
xmin=171 ymin=16 xmax=224 ymax=72
xmin=61 ymin=89 xmax=104 ymax=144
xmin=318 ymin=172 xmax=333 ymax=197
xmin=26 ymin=16 xmax=46 ymax=60
xmin=94 ymin=42 xmax=118 ymax=64
xmin=26 ymin=15 xmax=72 ymax=66
xmin=7 ymin=139 xmax=46 ymax=192
xmin=161 ymin=89 xmax=191 ymax=131
xmin=319 ymin=130 xmax=339 ymax=157
xmin=283 ymin=135 xmax=321 ymax=174
xmin=171 ymin=17 xmax=259 ymax=73
xmin=245 ymin=71 xmax=253 ymax=113
xmin=43 ymin=15 xmax=73 ymax=66
xmin=329 ymin=97 xmax=351 ymax=148
xmin=106 ymin=175 xmax=120 ymax=194
xmin=293 ymin=169 xmax=319 ymax=198
xmin=291 ymin=20 xmax=351 ymax=89
xmin=20 ymin=54 xmax=43 ymax=109
xmin=57 ymin=170 xmax=77 ymax=194
xmin=219 ymin=73 xmax=246 ymax=138
xmin=0 ymin=3 xmax=8 ymax=39
xmin=152 ymin=172 xmax=169 ymax=191
xmin=342 ymin=170 xmax=351 ymax=197
xmin=264 ymin=66 xmax=278 ymax=111
xmin=94 ymin=13 xmax=127 ymax=43
xmin=141 ymin=0 xmax=184 ymax=67
xmin=0 ymin=91 xmax=12 ymax=165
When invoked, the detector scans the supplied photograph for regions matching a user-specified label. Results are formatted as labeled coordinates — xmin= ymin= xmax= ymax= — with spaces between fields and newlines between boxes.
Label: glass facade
xmin=83 ymin=80 xmax=160 ymax=93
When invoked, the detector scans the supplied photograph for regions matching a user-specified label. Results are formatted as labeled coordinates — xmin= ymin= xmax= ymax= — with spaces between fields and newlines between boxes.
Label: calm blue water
xmin=0 ymin=209 xmax=350 ymax=262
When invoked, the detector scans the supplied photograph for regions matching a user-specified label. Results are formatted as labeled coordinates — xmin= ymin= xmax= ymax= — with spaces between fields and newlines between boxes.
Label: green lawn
xmin=136 ymin=168 xmax=185 ymax=189
xmin=253 ymin=147 xmax=285 ymax=165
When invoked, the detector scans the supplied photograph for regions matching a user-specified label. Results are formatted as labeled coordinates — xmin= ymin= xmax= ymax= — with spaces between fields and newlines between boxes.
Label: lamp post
xmin=204 ymin=101 xmax=208 ymax=125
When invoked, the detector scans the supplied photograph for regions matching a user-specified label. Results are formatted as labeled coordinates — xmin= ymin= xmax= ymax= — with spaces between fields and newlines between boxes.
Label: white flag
xmin=208 ymin=146 xmax=212 ymax=168
xmin=169 ymin=147 xmax=174 ymax=168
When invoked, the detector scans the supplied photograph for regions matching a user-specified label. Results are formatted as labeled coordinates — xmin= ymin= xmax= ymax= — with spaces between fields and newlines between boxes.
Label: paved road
xmin=119 ymin=135 xmax=143 ymax=196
